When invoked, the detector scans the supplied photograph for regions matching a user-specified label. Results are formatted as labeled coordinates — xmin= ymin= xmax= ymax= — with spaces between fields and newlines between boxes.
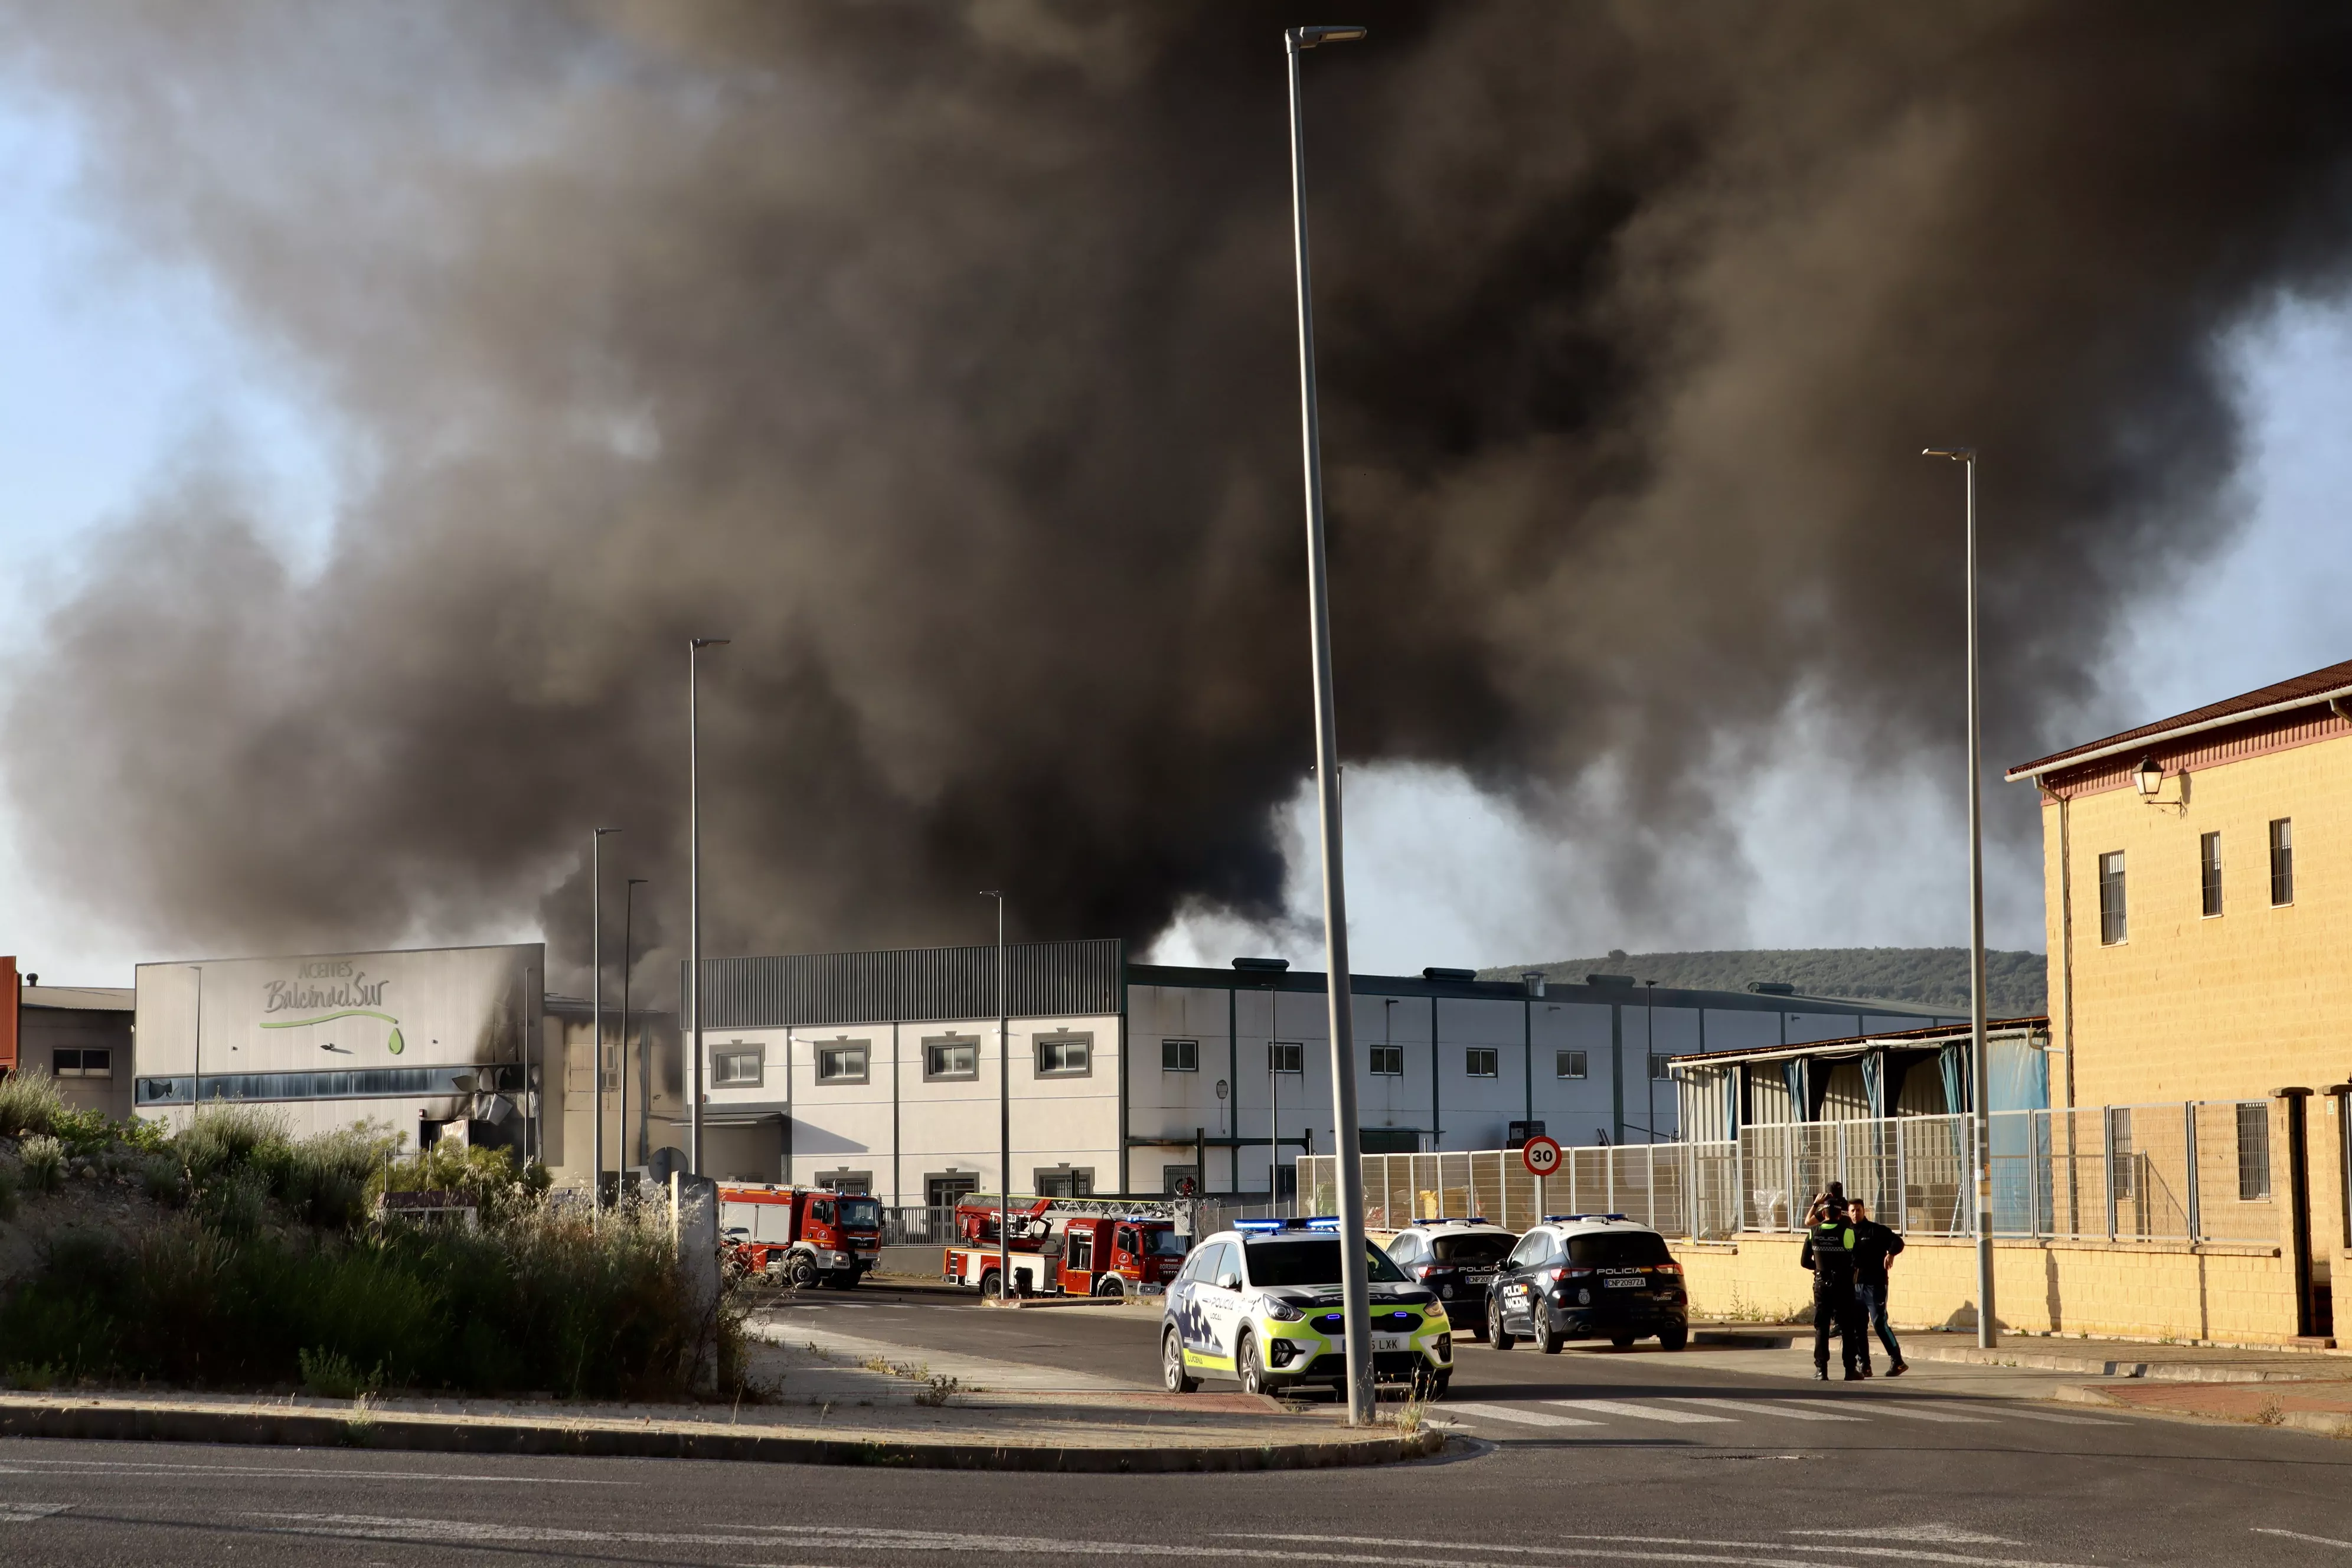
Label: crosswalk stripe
xmin=1443 ymin=1402 xmax=1602 ymax=1428
xmin=1658 ymin=1397 xmax=1865 ymax=1423
xmin=1546 ymin=1399 xmax=1737 ymax=1425
xmin=1853 ymin=1402 xmax=1995 ymax=1423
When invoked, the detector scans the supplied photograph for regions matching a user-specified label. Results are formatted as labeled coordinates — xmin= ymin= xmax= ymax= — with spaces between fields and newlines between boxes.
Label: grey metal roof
xmin=691 ymin=938 xmax=1124 ymax=1030
xmin=1128 ymin=962 xmax=1949 ymax=1017
xmin=20 ymin=985 xmax=134 ymax=1012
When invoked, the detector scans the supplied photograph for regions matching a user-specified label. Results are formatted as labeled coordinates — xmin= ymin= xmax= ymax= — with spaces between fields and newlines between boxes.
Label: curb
xmin=0 ymin=1398 xmax=1447 ymax=1473
xmin=2056 ymin=1383 xmax=2352 ymax=1438
xmin=983 ymin=1295 xmax=1136 ymax=1310
xmin=1913 ymin=1344 xmax=2349 ymax=1383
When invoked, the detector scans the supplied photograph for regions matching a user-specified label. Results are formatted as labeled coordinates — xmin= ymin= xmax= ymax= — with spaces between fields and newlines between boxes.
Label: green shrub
xmin=298 ymin=1347 xmax=383 ymax=1400
xmin=175 ymin=1105 xmax=288 ymax=1186
xmin=0 ymin=1070 xmax=68 ymax=1139
xmin=135 ymin=1154 xmax=187 ymax=1207
xmin=18 ymin=1135 xmax=64 ymax=1194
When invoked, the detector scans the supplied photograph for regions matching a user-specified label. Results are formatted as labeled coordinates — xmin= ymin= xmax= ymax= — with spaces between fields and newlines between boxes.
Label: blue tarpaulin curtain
xmin=1726 ymin=1064 xmax=1742 ymax=1141
xmin=1938 ymin=1043 xmax=1969 ymax=1115
xmin=1782 ymin=1058 xmax=1812 ymax=1122
xmin=1860 ymin=1051 xmax=1884 ymax=1119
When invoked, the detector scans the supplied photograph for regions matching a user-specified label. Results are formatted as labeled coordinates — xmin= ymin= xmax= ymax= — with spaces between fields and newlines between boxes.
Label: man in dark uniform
xmin=1799 ymin=1183 xmax=1866 ymax=1380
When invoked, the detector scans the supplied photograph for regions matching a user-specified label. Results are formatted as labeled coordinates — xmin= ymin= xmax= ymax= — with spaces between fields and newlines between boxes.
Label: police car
xmin=1160 ymin=1218 xmax=1453 ymax=1399
xmin=1487 ymin=1213 xmax=1688 ymax=1353
xmin=1380 ymin=1217 xmax=1518 ymax=1340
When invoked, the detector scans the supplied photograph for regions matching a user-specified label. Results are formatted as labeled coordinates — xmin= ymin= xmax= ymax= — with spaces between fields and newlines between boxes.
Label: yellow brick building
xmin=2008 ymin=659 xmax=2352 ymax=1343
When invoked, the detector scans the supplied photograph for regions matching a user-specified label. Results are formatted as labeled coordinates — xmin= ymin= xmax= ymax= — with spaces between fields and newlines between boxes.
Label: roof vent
xmin=1747 ymin=981 xmax=1796 ymax=996
xmin=1422 ymin=966 xmax=1477 ymax=982
xmin=1231 ymin=957 xmax=1290 ymax=972
xmin=1585 ymin=973 xmax=1634 ymax=988
xmin=1521 ymin=971 xmax=1546 ymax=998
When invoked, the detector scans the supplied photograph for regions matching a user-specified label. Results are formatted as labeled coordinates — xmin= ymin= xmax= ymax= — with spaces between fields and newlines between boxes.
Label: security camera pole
xmin=1285 ymin=20 xmax=1374 ymax=1426
xmin=1923 ymin=446 xmax=1995 ymax=1348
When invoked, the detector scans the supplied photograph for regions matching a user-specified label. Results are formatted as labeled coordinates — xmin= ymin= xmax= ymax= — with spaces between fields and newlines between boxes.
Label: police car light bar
xmin=1543 ymin=1213 xmax=1630 ymax=1223
xmin=1234 ymin=1216 xmax=1345 ymax=1232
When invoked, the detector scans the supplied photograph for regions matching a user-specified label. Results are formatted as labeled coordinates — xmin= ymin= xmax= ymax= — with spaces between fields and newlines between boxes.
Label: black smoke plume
xmin=9 ymin=3 xmax=2352 ymax=988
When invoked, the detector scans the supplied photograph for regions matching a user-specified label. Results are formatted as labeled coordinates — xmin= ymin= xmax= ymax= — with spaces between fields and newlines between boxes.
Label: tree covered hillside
xmin=1478 ymin=948 xmax=2047 ymax=1018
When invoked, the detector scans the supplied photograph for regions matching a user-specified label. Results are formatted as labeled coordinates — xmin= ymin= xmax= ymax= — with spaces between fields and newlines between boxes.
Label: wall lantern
xmin=2133 ymin=756 xmax=2162 ymax=799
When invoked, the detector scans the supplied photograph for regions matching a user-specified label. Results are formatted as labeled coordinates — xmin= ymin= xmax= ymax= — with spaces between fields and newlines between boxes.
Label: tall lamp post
xmin=1284 ymin=20 xmax=1374 ymax=1426
xmin=622 ymin=877 xmax=649 ymax=1178
xmin=1923 ymin=445 xmax=1995 ymax=1350
xmin=188 ymin=965 xmax=204 ymax=1121
xmin=592 ymin=826 xmax=620 ymax=1222
xmin=981 ymin=890 xmax=1009 ymax=1298
xmin=688 ymin=636 xmax=730 ymax=1177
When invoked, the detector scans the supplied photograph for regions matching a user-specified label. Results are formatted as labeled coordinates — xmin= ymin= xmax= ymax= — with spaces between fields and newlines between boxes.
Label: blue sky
xmin=5 ymin=92 xmax=2351 ymax=984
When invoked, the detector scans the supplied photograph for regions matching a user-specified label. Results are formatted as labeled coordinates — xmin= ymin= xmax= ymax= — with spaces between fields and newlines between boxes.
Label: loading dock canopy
xmin=1668 ymin=1015 xmax=2050 ymax=1070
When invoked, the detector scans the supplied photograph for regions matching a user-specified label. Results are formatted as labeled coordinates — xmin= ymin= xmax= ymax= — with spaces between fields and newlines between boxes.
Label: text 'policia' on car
xmin=1488 ymin=1213 xmax=1689 ymax=1353
xmin=1161 ymin=1218 xmax=1452 ymax=1399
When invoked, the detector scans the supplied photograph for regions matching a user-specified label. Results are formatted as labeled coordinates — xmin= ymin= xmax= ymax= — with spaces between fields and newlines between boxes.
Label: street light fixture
xmin=2133 ymin=755 xmax=2162 ymax=800
xmin=1284 ymin=19 xmax=1374 ymax=1426
xmin=622 ymin=877 xmax=649 ymax=1177
xmin=981 ymin=890 xmax=1008 ymax=1299
xmin=592 ymin=826 xmax=620 ymax=1224
xmin=688 ymin=636 xmax=730 ymax=1178
xmin=1922 ymin=444 xmax=1995 ymax=1350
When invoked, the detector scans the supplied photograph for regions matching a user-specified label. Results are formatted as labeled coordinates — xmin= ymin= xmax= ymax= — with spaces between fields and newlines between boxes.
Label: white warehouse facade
xmin=694 ymin=939 xmax=1960 ymax=1202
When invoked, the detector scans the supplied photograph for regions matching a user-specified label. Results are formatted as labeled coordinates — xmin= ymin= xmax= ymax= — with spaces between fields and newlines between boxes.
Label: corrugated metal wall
xmin=687 ymin=938 xmax=1123 ymax=1028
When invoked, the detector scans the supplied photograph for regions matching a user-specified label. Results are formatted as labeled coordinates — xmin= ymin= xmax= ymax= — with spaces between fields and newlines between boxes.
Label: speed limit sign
xmin=1521 ymin=1134 xmax=1563 ymax=1178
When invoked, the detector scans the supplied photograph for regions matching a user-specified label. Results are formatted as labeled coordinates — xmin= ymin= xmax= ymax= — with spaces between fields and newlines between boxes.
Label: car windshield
xmin=838 ymin=1198 xmax=881 ymax=1229
xmin=1567 ymin=1231 xmax=1673 ymax=1268
xmin=1145 ymin=1229 xmax=1188 ymax=1257
xmin=1431 ymin=1233 xmax=1517 ymax=1266
xmin=1243 ymin=1239 xmax=1410 ymax=1288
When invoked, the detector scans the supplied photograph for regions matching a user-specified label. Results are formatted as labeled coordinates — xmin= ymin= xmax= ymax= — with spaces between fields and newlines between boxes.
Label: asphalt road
xmin=5 ymin=1285 xmax=2350 ymax=1566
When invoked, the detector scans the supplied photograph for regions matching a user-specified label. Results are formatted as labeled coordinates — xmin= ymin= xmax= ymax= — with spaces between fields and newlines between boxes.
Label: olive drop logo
xmin=259 ymin=965 xmax=403 ymax=1054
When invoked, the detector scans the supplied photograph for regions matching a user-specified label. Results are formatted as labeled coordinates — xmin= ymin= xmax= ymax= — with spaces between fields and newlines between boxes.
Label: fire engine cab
xmin=718 ymin=1184 xmax=882 ymax=1288
xmin=943 ymin=1195 xmax=1188 ymax=1298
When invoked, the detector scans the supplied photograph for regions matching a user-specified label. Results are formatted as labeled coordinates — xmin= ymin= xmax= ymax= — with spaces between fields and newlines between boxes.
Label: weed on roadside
xmin=2 ymin=1362 xmax=63 ymax=1392
xmin=299 ymin=1347 xmax=385 ymax=1400
xmin=914 ymin=1374 xmax=960 ymax=1407
xmin=2255 ymin=1399 xmax=2286 ymax=1427
xmin=18 ymin=1136 xmax=64 ymax=1195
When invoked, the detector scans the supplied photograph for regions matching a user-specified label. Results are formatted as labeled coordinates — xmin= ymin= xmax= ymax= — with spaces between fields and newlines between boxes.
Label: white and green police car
xmin=1159 ymin=1218 xmax=1453 ymax=1398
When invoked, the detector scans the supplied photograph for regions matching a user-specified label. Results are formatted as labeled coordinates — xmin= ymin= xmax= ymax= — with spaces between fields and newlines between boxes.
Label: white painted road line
xmin=1661 ymin=1397 xmax=1866 ymax=1422
xmin=2256 ymin=1527 xmax=2352 ymax=1551
xmin=0 ymin=1505 xmax=71 ymax=1523
xmin=1443 ymin=1401 xmax=1603 ymax=1427
xmin=1985 ymin=1407 xmax=2121 ymax=1426
xmin=1546 ymin=1398 xmax=1737 ymax=1424
xmin=1854 ymin=1402 xmax=1996 ymax=1424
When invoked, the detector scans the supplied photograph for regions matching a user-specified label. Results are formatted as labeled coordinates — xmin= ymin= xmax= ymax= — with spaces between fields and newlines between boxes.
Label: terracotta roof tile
xmin=2007 ymin=656 xmax=2352 ymax=780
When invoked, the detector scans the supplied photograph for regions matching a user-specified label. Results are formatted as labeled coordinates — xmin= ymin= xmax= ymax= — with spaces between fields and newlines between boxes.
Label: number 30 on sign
xmin=1521 ymin=1135 xmax=1562 ymax=1178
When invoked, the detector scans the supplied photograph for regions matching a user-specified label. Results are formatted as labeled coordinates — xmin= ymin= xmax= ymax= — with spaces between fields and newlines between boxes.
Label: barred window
xmin=1369 ymin=1044 xmax=1403 ymax=1076
xmin=2108 ymin=1107 xmax=2134 ymax=1200
xmin=2236 ymin=1102 xmax=2271 ymax=1200
xmin=1268 ymin=1041 xmax=1303 ymax=1075
xmin=1465 ymin=1048 xmax=1498 ymax=1078
xmin=2200 ymin=832 xmax=2222 ymax=918
xmin=1161 ymin=1038 xmax=1198 ymax=1073
xmin=2270 ymin=818 xmax=2294 ymax=906
xmin=2098 ymin=851 xmax=2127 ymax=945
xmin=1556 ymin=1049 xmax=1587 ymax=1080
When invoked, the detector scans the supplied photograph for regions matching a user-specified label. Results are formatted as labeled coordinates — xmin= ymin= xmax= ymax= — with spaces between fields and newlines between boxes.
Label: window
xmin=1432 ymin=1231 xmax=1516 ymax=1266
xmin=809 ymin=1198 xmax=835 ymax=1226
xmin=1162 ymin=1038 xmax=1198 ymax=1073
xmin=1161 ymin=1163 xmax=1200 ymax=1197
xmin=923 ymin=1036 xmax=979 ymax=1082
xmin=2271 ymin=818 xmax=2294 ymax=906
xmin=1370 ymin=1044 xmax=1403 ymax=1076
xmin=1035 ymin=1034 xmax=1092 ymax=1077
xmin=1241 ymin=1238 xmax=1409 ymax=1287
xmin=816 ymin=1170 xmax=871 ymax=1194
xmin=1507 ymin=1230 xmax=1553 ymax=1268
xmin=2200 ymin=832 xmax=2223 ymax=917
xmin=815 ymin=1043 xmax=868 ymax=1084
xmin=1384 ymin=1234 xmax=1421 ymax=1267
xmin=1269 ymin=1041 xmax=1304 ymax=1074
xmin=1034 ymin=1167 xmax=1094 ymax=1198
xmin=53 ymin=1048 xmax=112 ymax=1078
xmin=712 ymin=1047 xmax=763 ymax=1087
xmin=1567 ymin=1231 xmax=1674 ymax=1267
xmin=2098 ymin=851 xmax=2128 ymax=945
xmin=1556 ymin=1049 xmax=1587 ymax=1080
xmin=1649 ymin=1053 xmax=1672 ymax=1081
xmin=925 ymin=1172 xmax=976 ymax=1208
xmin=2236 ymin=1102 xmax=2271 ymax=1200
xmin=1465 ymin=1047 xmax=1498 ymax=1078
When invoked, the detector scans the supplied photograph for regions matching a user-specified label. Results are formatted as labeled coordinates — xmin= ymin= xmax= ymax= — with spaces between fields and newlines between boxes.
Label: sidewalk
xmin=2060 ymin=1381 xmax=2352 ymax=1439
xmin=1694 ymin=1322 xmax=2352 ymax=1383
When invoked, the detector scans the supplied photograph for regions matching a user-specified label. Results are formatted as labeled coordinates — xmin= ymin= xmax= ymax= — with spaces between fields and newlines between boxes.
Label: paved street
xmin=5 ymin=1285 xmax=2350 ymax=1565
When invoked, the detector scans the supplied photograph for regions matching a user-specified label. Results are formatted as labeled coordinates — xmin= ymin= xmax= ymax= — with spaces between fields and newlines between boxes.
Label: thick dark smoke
xmin=9 ymin=3 xmax=2352 ymax=989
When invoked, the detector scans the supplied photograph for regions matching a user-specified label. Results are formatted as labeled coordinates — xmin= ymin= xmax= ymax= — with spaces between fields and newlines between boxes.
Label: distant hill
xmin=1478 ymin=948 xmax=2047 ymax=1018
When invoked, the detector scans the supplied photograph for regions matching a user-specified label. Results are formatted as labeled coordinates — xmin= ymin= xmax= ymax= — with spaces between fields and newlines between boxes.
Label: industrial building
xmin=690 ymin=938 xmax=1959 ymax=1201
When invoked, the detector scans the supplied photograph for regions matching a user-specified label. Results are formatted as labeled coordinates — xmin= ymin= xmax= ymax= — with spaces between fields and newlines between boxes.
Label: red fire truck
xmin=718 ymin=1184 xmax=882 ymax=1288
xmin=943 ymin=1195 xmax=1188 ymax=1298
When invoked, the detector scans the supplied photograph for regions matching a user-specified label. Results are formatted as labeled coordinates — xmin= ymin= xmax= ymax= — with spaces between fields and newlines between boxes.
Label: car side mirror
xmin=1217 ymin=1271 xmax=1240 ymax=1291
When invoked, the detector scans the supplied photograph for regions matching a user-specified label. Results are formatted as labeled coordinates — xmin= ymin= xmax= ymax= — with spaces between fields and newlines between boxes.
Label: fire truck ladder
xmin=965 ymin=1195 xmax=1176 ymax=1220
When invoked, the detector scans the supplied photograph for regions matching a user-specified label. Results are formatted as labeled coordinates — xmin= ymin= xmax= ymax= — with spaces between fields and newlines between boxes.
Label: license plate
xmin=1372 ymin=1334 xmax=1409 ymax=1353
xmin=1605 ymin=1276 xmax=1645 ymax=1289
xmin=1466 ymin=1270 xmax=1497 ymax=1282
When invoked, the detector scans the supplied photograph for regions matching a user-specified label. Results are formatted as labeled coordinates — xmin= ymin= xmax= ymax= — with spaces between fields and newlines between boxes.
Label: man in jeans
xmin=1847 ymin=1197 xmax=1907 ymax=1376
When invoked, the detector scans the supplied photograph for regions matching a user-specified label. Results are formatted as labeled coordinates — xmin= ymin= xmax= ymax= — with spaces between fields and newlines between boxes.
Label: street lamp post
xmin=592 ymin=826 xmax=620 ymax=1223
xmin=981 ymin=890 xmax=1008 ymax=1298
xmin=1285 ymin=20 xmax=1374 ymax=1426
xmin=688 ymin=636 xmax=729 ymax=1178
xmin=1923 ymin=445 xmax=1995 ymax=1350
xmin=622 ymin=877 xmax=649 ymax=1179
xmin=188 ymin=965 xmax=204 ymax=1121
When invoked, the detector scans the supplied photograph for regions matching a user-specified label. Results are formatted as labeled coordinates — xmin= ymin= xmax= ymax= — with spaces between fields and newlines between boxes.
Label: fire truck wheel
xmin=1162 ymin=1329 xmax=1200 ymax=1393
xmin=979 ymin=1270 xmax=1004 ymax=1300
xmin=785 ymin=1253 xmax=819 ymax=1290
xmin=1092 ymin=1274 xmax=1125 ymax=1298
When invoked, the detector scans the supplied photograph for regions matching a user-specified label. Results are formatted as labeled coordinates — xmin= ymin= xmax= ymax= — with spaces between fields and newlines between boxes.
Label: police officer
xmin=1799 ymin=1182 xmax=1866 ymax=1381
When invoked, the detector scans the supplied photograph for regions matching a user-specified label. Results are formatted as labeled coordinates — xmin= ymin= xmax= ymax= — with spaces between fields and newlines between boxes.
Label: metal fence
xmin=1293 ymin=1102 xmax=2279 ymax=1246
xmin=880 ymin=1206 xmax=962 ymax=1246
